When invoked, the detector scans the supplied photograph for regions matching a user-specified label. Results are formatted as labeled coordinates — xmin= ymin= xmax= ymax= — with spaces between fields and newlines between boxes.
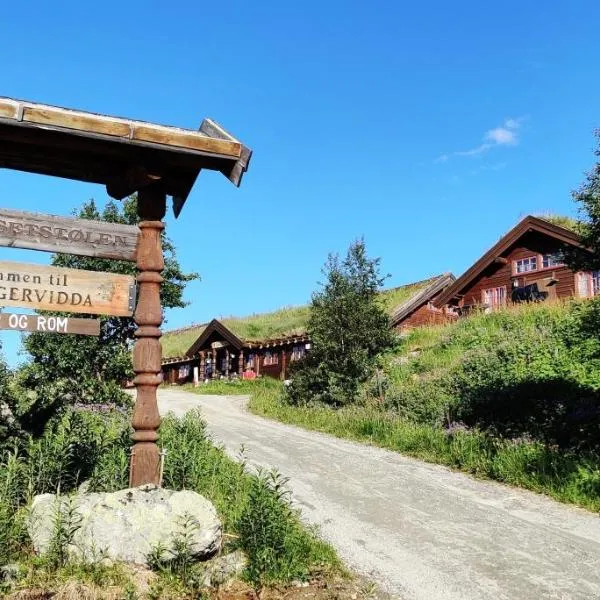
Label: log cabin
xmin=162 ymin=319 xmax=310 ymax=384
xmin=161 ymin=275 xmax=455 ymax=383
xmin=433 ymin=215 xmax=597 ymax=314
xmin=390 ymin=272 xmax=457 ymax=331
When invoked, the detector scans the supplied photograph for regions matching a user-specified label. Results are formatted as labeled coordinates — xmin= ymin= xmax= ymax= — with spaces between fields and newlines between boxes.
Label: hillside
xmin=161 ymin=274 xmax=442 ymax=358
xmin=380 ymin=298 xmax=600 ymax=450
xmin=248 ymin=298 xmax=600 ymax=511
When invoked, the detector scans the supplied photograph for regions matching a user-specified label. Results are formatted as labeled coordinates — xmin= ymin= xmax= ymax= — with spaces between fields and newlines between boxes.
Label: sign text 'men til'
xmin=0 ymin=261 xmax=135 ymax=317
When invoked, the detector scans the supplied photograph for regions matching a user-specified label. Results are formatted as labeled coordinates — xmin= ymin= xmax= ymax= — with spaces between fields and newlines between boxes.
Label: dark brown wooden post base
xmin=130 ymin=185 xmax=166 ymax=487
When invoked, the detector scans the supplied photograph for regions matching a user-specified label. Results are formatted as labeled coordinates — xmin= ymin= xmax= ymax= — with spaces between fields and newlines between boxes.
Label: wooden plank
xmin=0 ymin=261 xmax=135 ymax=317
xmin=199 ymin=118 xmax=252 ymax=186
xmin=0 ymin=208 xmax=140 ymax=261
xmin=133 ymin=124 xmax=242 ymax=157
xmin=0 ymin=100 xmax=17 ymax=119
xmin=22 ymin=106 xmax=131 ymax=138
xmin=0 ymin=312 xmax=100 ymax=335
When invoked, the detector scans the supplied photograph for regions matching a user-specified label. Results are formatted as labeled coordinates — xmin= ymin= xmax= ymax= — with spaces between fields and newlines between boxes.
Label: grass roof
xmin=161 ymin=275 xmax=444 ymax=358
xmin=535 ymin=213 xmax=582 ymax=233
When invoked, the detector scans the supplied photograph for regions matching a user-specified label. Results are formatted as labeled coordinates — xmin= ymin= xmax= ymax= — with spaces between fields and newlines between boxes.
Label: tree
xmin=16 ymin=197 xmax=198 ymax=434
xmin=564 ymin=130 xmax=600 ymax=271
xmin=287 ymin=239 xmax=394 ymax=406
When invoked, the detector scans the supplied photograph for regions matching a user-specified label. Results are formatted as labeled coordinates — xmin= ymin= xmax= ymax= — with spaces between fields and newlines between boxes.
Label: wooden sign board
xmin=0 ymin=312 xmax=100 ymax=336
xmin=0 ymin=261 xmax=136 ymax=317
xmin=0 ymin=208 xmax=140 ymax=261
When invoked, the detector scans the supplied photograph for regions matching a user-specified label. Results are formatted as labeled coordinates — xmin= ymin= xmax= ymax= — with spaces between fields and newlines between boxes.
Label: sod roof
xmin=161 ymin=274 xmax=447 ymax=359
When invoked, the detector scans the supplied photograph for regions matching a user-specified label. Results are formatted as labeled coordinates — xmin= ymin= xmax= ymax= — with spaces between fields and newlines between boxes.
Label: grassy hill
xmin=161 ymin=275 xmax=442 ymax=358
xmin=247 ymin=298 xmax=600 ymax=511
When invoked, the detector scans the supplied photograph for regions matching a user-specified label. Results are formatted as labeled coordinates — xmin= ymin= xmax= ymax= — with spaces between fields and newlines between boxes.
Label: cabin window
xmin=515 ymin=256 xmax=537 ymax=273
xmin=542 ymin=253 xmax=564 ymax=269
xmin=246 ymin=353 xmax=256 ymax=369
xmin=577 ymin=272 xmax=593 ymax=298
xmin=482 ymin=286 xmax=506 ymax=308
xmin=593 ymin=272 xmax=600 ymax=296
xmin=291 ymin=345 xmax=305 ymax=361
xmin=264 ymin=351 xmax=279 ymax=366
xmin=178 ymin=364 xmax=190 ymax=378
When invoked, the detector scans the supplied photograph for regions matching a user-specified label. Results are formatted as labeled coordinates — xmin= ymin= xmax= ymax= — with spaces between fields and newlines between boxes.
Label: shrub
xmin=385 ymin=300 xmax=600 ymax=452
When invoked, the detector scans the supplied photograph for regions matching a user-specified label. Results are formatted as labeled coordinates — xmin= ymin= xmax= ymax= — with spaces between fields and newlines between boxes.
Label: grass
xmin=161 ymin=275 xmax=445 ymax=358
xmin=249 ymin=386 xmax=600 ymax=512
xmin=0 ymin=406 xmax=340 ymax=597
xmin=184 ymin=296 xmax=600 ymax=514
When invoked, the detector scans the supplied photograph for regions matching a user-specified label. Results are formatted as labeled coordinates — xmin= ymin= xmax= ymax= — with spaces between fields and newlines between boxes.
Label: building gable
xmin=434 ymin=216 xmax=586 ymax=308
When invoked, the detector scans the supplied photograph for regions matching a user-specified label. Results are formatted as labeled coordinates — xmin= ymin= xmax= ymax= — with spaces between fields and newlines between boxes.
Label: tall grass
xmin=249 ymin=385 xmax=600 ymax=512
xmin=0 ymin=407 xmax=338 ymax=588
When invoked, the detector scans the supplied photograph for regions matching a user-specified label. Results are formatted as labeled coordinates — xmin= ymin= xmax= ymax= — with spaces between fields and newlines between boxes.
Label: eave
xmin=0 ymin=97 xmax=252 ymax=216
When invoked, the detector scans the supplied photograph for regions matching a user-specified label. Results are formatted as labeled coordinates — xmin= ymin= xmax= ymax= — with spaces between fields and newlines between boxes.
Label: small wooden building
xmin=434 ymin=216 xmax=597 ymax=313
xmin=162 ymin=319 xmax=311 ymax=384
xmin=390 ymin=273 xmax=456 ymax=331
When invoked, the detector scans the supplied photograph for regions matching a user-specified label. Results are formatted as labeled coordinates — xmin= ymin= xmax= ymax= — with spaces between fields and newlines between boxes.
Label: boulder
xmin=198 ymin=550 xmax=247 ymax=587
xmin=28 ymin=485 xmax=221 ymax=565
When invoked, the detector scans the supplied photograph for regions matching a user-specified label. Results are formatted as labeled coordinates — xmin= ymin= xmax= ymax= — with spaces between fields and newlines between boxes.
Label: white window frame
xmin=542 ymin=252 xmax=564 ymax=269
xmin=482 ymin=286 xmax=507 ymax=308
xmin=263 ymin=351 xmax=279 ymax=366
xmin=514 ymin=256 xmax=538 ymax=274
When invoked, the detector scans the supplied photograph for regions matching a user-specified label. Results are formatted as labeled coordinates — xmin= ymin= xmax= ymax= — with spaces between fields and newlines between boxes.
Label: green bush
xmin=0 ymin=406 xmax=338 ymax=586
xmin=385 ymin=300 xmax=600 ymax=452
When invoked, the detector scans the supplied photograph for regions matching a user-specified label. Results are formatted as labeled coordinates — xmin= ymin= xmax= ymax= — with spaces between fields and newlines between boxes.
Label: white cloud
xmin=435 ymin=117 xmax=525 ymax=163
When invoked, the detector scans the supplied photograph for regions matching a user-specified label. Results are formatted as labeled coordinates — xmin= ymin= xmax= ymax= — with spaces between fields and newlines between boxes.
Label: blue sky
xmin=0 ymin=1 xmax=598 ymax=366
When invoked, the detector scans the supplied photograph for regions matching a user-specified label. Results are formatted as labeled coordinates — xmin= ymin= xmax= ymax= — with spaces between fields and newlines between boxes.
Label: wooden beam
xmin=130 ymin=184 xmax=166 ymax=488
xmin=494 ymin=257 xmax=509 ymax=264
xmin=106 ymin=166 xmax=162 ymax=201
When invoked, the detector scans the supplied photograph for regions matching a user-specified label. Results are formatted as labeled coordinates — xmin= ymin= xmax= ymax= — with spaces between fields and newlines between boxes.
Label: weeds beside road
xmin=0 ymin=406 xmax=341 ymax=598
xmin=190 ymin=368 xmax=600 ymax=512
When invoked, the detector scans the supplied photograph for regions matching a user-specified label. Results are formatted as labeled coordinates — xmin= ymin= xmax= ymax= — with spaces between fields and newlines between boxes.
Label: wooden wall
xmin=452 ymin=231 xmax=579 ymax=308
xmin=395 ymin=303 xmax=458 ymax=331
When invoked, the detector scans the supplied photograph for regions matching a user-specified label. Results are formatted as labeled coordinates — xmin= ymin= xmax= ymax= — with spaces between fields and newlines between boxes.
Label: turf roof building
xmin=161 ymin=274 xmax=454 ymax=383
xmin=434 ymin=215 xmax=598 ymax=313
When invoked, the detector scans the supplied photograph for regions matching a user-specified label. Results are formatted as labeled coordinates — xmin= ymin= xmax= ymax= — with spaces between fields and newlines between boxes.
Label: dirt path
xmin=157 ymin=388 xmax=600 ymax=600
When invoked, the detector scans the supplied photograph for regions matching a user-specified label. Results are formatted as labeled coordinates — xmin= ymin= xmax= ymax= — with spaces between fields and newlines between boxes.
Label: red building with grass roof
xmin=161 ymin=276 xmax=455 ymax=384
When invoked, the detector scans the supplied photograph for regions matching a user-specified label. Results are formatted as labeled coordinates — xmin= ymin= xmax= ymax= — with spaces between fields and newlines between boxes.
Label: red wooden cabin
xmin=162 ymin=319 xmax=311 ymax=384
xmin=434 ymin=216 xmax=598 ymax=313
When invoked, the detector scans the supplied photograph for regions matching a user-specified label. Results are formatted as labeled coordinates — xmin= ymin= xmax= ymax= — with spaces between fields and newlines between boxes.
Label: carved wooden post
xmin=281 ymin=346 xmax=287 ymax=381
xmin=130 ymin=184 xmax=165 ymax=487
xmin=199 ymin=351 xmax=206 ymax=381
xmin=238 ymin=351 xmax=244 ymax=375
xmin=212 ymin=347 xmax=217 ymax=379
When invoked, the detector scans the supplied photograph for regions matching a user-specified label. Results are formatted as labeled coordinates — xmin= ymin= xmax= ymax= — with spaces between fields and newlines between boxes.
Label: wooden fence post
xmin=130 ymin=184 xmax=165 ymax=487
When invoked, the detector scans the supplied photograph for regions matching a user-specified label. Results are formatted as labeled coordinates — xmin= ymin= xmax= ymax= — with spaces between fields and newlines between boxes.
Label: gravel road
xmin=157 ymin=388 xmax=600 ymax=600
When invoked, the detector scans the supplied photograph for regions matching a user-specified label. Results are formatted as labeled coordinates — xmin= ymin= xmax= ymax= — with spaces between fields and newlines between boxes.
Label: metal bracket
xmin=128 ymin=283 xmax=138 ymax=315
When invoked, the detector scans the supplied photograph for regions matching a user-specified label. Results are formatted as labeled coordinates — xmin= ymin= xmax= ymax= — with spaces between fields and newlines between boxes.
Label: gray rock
xmin=198 ymin=550 xmax=247 ymax=587
xmin=0 ymin=563 xmax=20 ymax=584
xmin=28 ymin=485 xmax=221 ymax=565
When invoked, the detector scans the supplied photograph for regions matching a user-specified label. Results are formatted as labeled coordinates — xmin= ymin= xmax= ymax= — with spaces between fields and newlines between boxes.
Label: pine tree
xmin=287 ymin=239 xmax=393 ymax=406
xmin=565 ymin=130 xmax=600 ymax=271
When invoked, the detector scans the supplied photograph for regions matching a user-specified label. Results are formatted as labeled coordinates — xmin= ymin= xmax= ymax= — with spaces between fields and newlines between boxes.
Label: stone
xmin=0 ymin=563 xmax=20 ymax=584
xmin=28 ymin=485 xmax=221 ymax=565
xmin=198 ymin=550 xmax=247 ymax=588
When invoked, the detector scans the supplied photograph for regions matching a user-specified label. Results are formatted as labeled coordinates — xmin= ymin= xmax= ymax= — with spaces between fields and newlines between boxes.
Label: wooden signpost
xmin=0 ymin=96 xmax=251 ymax=487
xmin=0 ymin=209 xmax=140 ymax=261
xmin=0 ymin=261 xmax=135 ymax=317
xmin=0 ymin=312 xmax=100 ymax=335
